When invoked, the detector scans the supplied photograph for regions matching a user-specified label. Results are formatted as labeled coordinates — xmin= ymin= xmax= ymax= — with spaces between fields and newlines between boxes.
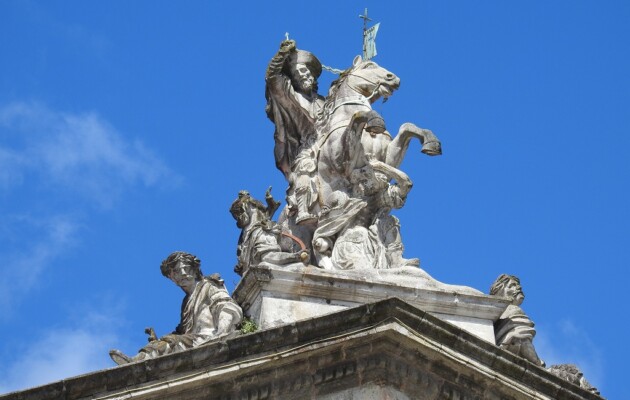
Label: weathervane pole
xmin=359 ymin=8 xmax=371 ymax=59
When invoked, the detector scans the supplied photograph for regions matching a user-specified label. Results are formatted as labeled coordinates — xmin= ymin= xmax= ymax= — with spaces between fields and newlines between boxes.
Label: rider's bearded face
xmin=292 ymin=63 xmax=314 ymax=92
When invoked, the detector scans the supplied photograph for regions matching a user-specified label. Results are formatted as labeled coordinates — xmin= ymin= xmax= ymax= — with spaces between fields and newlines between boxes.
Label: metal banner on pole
xmin=364 ymin=22 xmax=380 ymax=60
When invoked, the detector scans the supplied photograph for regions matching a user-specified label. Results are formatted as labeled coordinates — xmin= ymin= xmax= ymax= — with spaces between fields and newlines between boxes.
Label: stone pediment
xmin=1 ymin=298 xmax=601 ymax=400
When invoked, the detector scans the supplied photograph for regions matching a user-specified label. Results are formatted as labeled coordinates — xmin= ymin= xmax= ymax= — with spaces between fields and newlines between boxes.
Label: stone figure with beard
xmin=265 ymin=39 xmax=325 ymax=225
xmin=230 ymin=189 xmax=309 ymax=276
xmin=490 ymin=274 xmax=545 ymax=366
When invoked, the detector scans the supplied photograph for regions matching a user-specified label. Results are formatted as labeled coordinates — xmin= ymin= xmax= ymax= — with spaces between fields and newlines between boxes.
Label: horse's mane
xmin=326 ymin=67 xmax=353 ymax=102
xmin=316 ymin=64 xmax=356 ymax=132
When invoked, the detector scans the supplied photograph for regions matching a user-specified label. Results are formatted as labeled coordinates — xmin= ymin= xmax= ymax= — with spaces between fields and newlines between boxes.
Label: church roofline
xmin=0 ymin=298 xmax=602 ymax=400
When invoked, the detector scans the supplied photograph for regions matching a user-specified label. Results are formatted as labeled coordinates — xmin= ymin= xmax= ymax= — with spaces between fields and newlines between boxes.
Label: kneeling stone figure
xmin=109 ymin=252 xmax=242 ymax=365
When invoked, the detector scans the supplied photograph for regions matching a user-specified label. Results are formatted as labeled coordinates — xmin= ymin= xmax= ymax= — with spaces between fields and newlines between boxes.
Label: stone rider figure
xmin=265 ymin=39 xmax=325 ymax=225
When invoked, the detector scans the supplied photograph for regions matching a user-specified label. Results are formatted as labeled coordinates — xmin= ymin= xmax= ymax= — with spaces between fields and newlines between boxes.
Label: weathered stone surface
xmin=108 ymin=252 xmax=243 ymax=366
xmin=0 ymin=298 xmax=602 ymax=400
xmin=489 ymin=274 xmax=545 ymax=366
xmin=317 ymin=383 xmax=410 ymax=399
xmin=260 ymin=39 xmax=442 ymax=273
xmin=229 ymin=189 xmax=309 ymax=276
xmin=548 ymin=364 xmax=600 ymax=396
xmin=234 ymin=264 xmax=510 ymax=343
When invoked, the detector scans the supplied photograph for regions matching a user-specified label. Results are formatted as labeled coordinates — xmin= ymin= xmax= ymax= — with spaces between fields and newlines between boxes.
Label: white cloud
xmin=0 ymin=101 xmax=179 ymax=317
xmin=0 ymin=101 xmax=179 ymax=207
xmin=0 ymin=301 xmax=126 ymax=394
xmin=0 ymin=102 xmax=178 ymax=392
xmin=0 ymin=214 xmax=80 ymax=317
xmin=536 ymin=319 xmax=604 ymax=392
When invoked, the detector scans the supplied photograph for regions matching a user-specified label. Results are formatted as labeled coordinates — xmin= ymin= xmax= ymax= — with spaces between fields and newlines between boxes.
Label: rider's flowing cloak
xmin=265 ymin=75 xmax=322 ymax=180
xmin=268 ymin=90 xmax=299 ymax=179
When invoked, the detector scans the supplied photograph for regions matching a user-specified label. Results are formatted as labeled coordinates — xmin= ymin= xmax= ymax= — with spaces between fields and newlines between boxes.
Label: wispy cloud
xmin=0 ymin=214 xmax=80 ymax=317
xmin=536 ymin=319 xmax=604 ymax=391
xmin=0 ymin=299 xmax=127 ymax=394
xmin=0 ymin=101 xmax=179 ymax=315
xmin=0 ymin=101 xmax=180 ymax=207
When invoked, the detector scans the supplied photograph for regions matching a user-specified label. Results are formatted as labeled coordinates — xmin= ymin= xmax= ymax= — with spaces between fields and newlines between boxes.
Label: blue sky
xmin=1 ymin=1 xmax=628 ymax=397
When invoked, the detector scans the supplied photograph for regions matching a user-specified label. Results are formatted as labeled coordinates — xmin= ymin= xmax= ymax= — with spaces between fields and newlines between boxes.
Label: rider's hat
xmin=286 ymin=50 xmax=322 ymax=79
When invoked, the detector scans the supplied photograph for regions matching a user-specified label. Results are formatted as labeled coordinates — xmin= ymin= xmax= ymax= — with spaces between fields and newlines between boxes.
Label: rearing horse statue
xmin=316 ymin=55 xmax=442 ymax=207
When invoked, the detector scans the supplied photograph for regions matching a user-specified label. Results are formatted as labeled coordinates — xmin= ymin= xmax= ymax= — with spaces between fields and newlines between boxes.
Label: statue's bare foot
xmin=109 ymin=349 xmax=132 ymax=365
xmin=389 ymin=251 xmax=420 ymax=268
xmin=401 ymin=257 xmax=420 ymax=267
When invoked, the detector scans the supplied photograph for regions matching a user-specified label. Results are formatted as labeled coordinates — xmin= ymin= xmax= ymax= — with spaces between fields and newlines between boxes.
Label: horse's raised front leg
xmin=385 ymin=122 xmax=442 ymax=168
xmin=336 ymin=110 xmax=379 ymax=176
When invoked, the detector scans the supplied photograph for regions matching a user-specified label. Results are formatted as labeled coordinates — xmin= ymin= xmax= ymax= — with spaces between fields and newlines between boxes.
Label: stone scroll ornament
xmin=489 ymin=274 xmax=545 ymax=367
xmin=109 ymin=252 xmax=243 ymax=365
xmin=263 ymin=39 xmax=442 ymax=271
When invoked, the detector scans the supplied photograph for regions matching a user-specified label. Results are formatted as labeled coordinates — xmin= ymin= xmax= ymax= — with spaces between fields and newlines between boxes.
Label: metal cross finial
xmin=359 ymin=8 xmax=372 ymax=31
xmin=359 ymin=8 xmax=372 ymax=59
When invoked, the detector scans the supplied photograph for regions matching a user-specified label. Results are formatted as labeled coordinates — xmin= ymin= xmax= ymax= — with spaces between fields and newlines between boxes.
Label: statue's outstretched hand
xmin=280 ymin=39 xmax=296 ymax=53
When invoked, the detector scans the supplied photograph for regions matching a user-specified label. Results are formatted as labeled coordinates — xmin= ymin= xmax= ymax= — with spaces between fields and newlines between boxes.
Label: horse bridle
xmin=315 ymin=69 xmax=391 ymax=152
xmin=346 ymin=71 xmax=387 ymax=102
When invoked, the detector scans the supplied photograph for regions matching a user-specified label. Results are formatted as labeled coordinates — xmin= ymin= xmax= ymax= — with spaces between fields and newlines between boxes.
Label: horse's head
xmin=345 ymin=55 xmax=400 ymax=103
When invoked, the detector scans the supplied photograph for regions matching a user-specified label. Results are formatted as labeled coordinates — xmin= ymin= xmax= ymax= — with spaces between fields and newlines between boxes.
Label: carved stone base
xmin=232 ymin=264 xmax=511 ymax=344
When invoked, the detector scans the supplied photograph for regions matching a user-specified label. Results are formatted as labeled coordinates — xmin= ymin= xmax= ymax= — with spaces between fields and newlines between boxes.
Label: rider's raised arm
xmin=265 ymin=39 xmax=295 ymax=80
